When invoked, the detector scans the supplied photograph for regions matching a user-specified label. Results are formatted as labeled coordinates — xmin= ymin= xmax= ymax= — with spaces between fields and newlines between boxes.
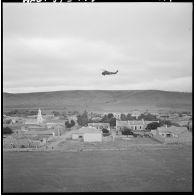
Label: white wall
xmin=83 ymin=133 xmax=102 ymax=142
xmin=72 ymin=134 xmax=80 ymax=140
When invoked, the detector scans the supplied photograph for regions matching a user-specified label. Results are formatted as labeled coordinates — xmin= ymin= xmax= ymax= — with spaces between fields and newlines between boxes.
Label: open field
xmin=3 ymin=144 xmax=192 ymax=192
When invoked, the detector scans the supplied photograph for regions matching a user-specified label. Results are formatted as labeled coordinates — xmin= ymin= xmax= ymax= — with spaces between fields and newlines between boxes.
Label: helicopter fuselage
xmin=102 ymin=70 xmax=118 ymax=76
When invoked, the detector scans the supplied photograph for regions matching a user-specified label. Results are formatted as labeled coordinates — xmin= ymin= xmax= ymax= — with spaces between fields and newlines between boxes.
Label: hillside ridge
xmin=3 ymin=90 xmax=192 ymax=112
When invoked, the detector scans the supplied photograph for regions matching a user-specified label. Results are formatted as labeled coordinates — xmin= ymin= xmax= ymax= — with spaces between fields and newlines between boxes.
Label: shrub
xmin=146 ymin=122 xmax=161 ymax=130
xmin=65 ymin=120 xmax=75 ymax=128
xmin=77 ymin=110 xmax=88 ymax=126
xmin=102 ymin=128 xmax=109 ymax=134
xmin=103 ymin=133 xmax=110 ymax=137
xmin=3 ymin=127 xmax=13 ymax=135
xmin=121 ymin=127 xmax=133 ymax=136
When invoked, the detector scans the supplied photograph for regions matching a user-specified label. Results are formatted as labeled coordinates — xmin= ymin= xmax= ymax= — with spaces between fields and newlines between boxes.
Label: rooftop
xmin=157 ymin=126 xmax=188 ymax=135
xmin=88 ymin=123 xmax=110 ymax=126
xmin=73 ymin=127 xmax=101 ymax=134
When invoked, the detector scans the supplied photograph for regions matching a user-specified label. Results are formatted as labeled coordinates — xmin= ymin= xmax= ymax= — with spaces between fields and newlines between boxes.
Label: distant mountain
xmin=3 ymin=90 xmax=192 ymax=113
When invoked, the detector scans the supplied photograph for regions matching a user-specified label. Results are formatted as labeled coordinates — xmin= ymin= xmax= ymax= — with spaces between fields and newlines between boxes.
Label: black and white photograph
xmin=2 ymin=0 xmax=193 ymax=192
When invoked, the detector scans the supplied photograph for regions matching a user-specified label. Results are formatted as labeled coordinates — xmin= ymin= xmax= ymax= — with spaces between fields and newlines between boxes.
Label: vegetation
xmin=102 ymin=128 xmax=109 ymax=134
xmin=77 ymin=110 xmax=88 ymax=126
xmin=121 ymin=113 xmax=158 ymax=121
xmin=121 ymin=127 xmax=133 ymax=136
xmin=126 ymin=113 xmax=136 ymax=120
xmin=3 ymin=119 xmax=13 ymax=124
xmin=121 ymin=113 xmax=136 ymax=121
xmin=65 ymin=120 xmax=75 ymax=128
xmin=102 ymin=128 xmax=110 ymax=136
xmin=146 ymin=120 xmax=180 ymax=131
xmin=3 ymin=127 xmax=13 ymax=135
xmin=146 ymin=122 xmax=161 ymax=130
xmin=52 ymin=111 xmax=60 ymax=116
xmin=5 ymin=109 xmax=38 ymax=117
xmin=159 ymin=120 xmax=173 ymax=127
xmin=138 ymin=113 xmax=158 ymax=121
xmin=101 ymin=113 xmax=116 ymax=127
xmin=4 ymin=91 xmax=192 ymax=113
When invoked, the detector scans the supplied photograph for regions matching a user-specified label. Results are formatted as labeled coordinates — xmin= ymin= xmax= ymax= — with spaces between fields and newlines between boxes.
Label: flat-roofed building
xmin=128 ymin=120 xmax=145 ymax=130
xmin=88 ymin=123 xmax=110 ymax=131
xmin=72 ymin=127 xmax=102 ymax=142
xmin=151 ymin=126 xmax=192 ymax=144
xmin=116 ymin=120 xmax=147 ymax=132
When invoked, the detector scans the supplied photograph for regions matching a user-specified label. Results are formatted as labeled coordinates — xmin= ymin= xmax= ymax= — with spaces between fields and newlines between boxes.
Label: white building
xmin=72 ymin=127 xmax=102 ymax=142
xmin=113 ymin=113 xmax=121 ymax=120
xmin=157 ymin=126 xmax=189 ymax=138
xmin=151 ymin=126 xmax=192 ymax=144
xmin=88 ymin=123 xmax=110 ymax=131
xmin=116 ymin=120 xmax=146 ymax=132
xmin=37 ymin=108 xmax=43 ymax=124
xmin=131 ymin=111 xmax=141 ymax=119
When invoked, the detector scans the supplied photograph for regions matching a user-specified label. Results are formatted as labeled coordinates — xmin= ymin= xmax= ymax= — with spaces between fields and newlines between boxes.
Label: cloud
xmin=3 ymin=3 xmax=192 ymax=93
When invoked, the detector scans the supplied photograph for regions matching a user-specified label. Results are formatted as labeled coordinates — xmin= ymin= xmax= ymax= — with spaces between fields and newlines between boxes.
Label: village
xmin=3 ymin=108 xmax=192 ymax=151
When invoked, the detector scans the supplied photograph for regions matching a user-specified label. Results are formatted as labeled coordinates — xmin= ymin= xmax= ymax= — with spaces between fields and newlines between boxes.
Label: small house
xmin=72 ymin=127 xmax=102 ymax=142
xmin=88 ymin=123 xmax=110 ymax=131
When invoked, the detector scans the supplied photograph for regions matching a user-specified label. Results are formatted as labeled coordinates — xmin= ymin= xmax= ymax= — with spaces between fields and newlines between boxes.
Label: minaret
xmin=37 ymin=108 xmax=43 ymax=124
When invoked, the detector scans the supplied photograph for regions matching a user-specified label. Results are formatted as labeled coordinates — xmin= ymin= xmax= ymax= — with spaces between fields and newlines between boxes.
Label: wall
xmin=83 ymin=133 xmax=102 ymax=142
xmin=72 ymin=134 xmax=80 ymax=140
xmin=152 ymin=133 xmax=192 ymax=144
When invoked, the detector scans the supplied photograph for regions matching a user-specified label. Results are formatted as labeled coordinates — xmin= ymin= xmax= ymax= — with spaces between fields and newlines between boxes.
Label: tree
xmin=121 ymin=114 xmax=127 ymax=121
xmin=110 ymin=117 xmax=116 ymax=127
xmin=29 ymin=110 xmax=38 ymax=115
xmin=65 ymin=120 xmax=75 ymax=128
xmin=159 ymin=120 xmax=172 ymax=127
xmin=146 ymin=122 xmax=161 ymax=130
xmin=102 ymin=128 xmax=110 ymax=136
xmin=107 ymin=113 xmax=114 ymax=119
xmin=138 ymin=113 xmax=158 ymax=121
xmin=171 ymin=122 xmax=180 ymax=127
xmin=101 ymin=115 xmax=109 ymax=123
xmin=52 ymin=111 xmax=60 ymax=116
xmin=100 ymin=113 xmax=117 ymax=127
xmin=3 ymin=119 xmax=12 ymax=124
xmin=122 ymin=127 xmax=133 ymax=137
xmin=77 ymin=110 xmax=88 ymax=126
xmin=126 ymin=113 xmax=136 ymax=120
xmin=3 ymin=127 xmax=13 ymax=135
xmin=102 ymin=128 xmax=109 ymax=134
xmin=62 ymin=111 xmax=67 ymax=117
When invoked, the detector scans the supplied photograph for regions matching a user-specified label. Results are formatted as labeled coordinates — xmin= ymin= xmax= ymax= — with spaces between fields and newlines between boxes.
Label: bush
xmin=146 ymin=122 xmax=161 ymax=130
xmin=3 ymin=127 xmax=13 ymax=135
xmin=103 ymin=133 xmax=110 ymax=137
xmin=77 ymin=110 xmax=88 ymax=126
xmin=121 ymin=127 xmax=133 ymax=136
xmin=65 ymin=120 xmax=75 ymax=128
xmin=102 ymin=128 xmax=109 ymax=134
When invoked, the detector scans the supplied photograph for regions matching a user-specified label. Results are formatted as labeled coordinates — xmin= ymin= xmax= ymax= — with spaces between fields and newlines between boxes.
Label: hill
xmin=3 ymin=90 xmax=192 ymax=113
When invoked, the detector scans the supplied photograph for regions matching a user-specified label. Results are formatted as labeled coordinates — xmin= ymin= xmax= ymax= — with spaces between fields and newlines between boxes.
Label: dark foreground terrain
xmin=3 ymin=144 xmax=192 ymax=192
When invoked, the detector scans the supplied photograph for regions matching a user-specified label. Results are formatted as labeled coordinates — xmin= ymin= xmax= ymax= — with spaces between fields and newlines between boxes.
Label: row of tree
xmin=120 ymin=113 xmax=158 ymax=121
xmin=145 ymin=120 xmax=180 ymax=130
xmin=4 ymin=109 xmax=38 ymax=117
xmin=65 ymin=110 xmax=180 ymax=129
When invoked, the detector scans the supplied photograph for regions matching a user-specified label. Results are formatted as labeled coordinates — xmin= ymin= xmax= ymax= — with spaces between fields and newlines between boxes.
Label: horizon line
xmin=3 ymin=89 xmax=192 ymax=95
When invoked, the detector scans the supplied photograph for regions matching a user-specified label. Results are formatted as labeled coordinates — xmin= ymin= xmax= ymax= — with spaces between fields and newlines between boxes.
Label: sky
xmin=3 ymin=3 xmax=192 ymax=93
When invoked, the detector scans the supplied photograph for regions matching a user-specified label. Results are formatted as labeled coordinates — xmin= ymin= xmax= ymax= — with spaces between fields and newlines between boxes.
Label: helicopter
xmin=102 ymin=70 xmax=118 ymax=76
